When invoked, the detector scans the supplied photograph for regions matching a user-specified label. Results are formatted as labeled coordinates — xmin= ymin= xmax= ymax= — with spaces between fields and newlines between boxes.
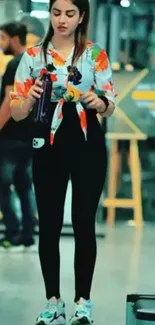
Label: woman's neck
xmin=51 ymin=34 xmax=75 ymax=50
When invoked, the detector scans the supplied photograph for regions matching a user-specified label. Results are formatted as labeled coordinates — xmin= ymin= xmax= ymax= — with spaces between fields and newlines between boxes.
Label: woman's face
xmin=51 ymin=0 xmax=84 ymax=38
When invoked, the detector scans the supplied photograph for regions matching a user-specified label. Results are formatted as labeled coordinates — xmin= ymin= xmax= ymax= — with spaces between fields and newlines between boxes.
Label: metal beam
xmin=88 ymin=0 xmax=97 ymax=41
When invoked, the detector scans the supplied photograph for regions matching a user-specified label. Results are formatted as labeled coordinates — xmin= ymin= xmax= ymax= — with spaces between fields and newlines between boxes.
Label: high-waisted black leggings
xmin=32 ymin=103 xmax=107 ymax=301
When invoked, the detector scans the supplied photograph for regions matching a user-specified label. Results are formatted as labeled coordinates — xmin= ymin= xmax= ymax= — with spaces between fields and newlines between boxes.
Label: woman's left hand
xmin=80 ymin=92 xmax=105 ymax=113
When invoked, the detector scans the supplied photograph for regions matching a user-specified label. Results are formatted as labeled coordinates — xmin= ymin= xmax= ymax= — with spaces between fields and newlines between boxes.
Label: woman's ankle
xmin=49 ymin=296 xmax=61 ymax=303
xmin=76 ymin=297 xmax=88 ymax=304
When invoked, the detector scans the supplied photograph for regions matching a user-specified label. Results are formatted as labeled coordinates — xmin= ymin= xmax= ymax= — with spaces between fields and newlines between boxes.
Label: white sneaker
xmin=35 ymin=299 xmax=66 ymax=325
xmin=69 ymin=298 xmax=93 ymax=325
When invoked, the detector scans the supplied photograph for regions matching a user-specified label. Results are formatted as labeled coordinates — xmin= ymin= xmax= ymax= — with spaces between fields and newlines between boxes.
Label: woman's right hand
xmin=19 ymin=79 xmax=44 ymax=116
xmin=28 ymin=78 xmax=44 ymax=104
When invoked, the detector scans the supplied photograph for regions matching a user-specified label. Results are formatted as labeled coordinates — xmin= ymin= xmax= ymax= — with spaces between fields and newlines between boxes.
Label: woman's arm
xmin=10 ymin=98 xmax=33 ymax=121
xmin=93 ymin=47 xmax=116 ymax=117
xmin=10 ymin=50 xmax=42 ymax=121
xmin=101 ymin=100 xmax=115 ymax=117
xmin=80 ymin=45 xmax=116 ymax=117
xmin=11 ymin=77 xmax=43 ymax=121
xmin=80 ymin=92 xmax=115 ymax=117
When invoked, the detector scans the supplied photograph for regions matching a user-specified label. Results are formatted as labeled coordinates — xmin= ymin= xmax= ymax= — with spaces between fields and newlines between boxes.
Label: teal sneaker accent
xmin=69 ymin=298 xmax=93 ymax=325
xmin=35 ymin=299 xmax=66 ymax=325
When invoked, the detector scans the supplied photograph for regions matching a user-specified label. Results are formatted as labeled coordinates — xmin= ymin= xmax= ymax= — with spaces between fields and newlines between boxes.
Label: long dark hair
xmin=42 ymin=0 xmax=90 ymax=66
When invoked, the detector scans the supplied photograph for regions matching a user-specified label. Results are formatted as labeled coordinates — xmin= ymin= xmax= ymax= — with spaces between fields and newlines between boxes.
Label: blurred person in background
xmin=0 ymin=22 xmax=36 ymax=252
xmin=19 ymin=14 xmax=45 ymax=49
xmin=10 ymin=0 xmax=116 ymax=323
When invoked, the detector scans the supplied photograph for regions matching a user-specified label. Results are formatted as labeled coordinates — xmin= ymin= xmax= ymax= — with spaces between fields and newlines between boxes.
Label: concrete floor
xmin=0 ymin=222 xmax=155 ymax=325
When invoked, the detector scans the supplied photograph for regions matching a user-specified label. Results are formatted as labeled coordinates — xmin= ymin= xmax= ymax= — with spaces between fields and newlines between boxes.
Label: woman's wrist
xmin=97 ymin=96 xmax=109 ymax=115
xmin=21 ymin=98 xmax=34 ymax=115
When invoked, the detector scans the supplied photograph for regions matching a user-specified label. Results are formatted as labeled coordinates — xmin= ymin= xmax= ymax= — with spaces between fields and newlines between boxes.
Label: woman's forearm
xmin=103 ymin=100 xmax=115 ymax=117
xmin=99 ymin=100 xmax=115 ymax=118
xmin=10 ymin=98 xmax=34 ymax=121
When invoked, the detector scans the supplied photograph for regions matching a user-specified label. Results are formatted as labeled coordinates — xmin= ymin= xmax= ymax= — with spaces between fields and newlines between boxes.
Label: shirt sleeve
xmin=91 ymin=44 xmax=117 ymax=103
xmin=10 ymin=51 xmax=35 ymax=101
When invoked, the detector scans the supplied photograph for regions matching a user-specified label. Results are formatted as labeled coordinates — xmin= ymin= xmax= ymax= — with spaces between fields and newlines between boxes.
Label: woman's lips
xmin=58 ymin=26 xmax=67 ymax=32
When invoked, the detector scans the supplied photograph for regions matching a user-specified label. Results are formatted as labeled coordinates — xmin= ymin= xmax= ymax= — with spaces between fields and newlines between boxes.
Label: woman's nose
xmin=59 ymin=14 xmax=67 ymax=24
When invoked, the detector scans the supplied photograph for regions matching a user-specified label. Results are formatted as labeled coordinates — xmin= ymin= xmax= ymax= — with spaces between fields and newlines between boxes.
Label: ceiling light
xmin=120 ymin=0 xmax=130 ymax=7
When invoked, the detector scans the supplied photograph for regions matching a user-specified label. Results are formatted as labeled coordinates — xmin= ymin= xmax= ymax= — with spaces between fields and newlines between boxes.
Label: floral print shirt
xmin=10 ymin=41 xmax=116 ymax=145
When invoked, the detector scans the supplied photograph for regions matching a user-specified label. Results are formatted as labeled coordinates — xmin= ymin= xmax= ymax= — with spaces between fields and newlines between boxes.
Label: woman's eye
xmin=67 ymin=15 xmax=74 ymax=18
xmin=52 ymin=11 xmax=75 ymax=18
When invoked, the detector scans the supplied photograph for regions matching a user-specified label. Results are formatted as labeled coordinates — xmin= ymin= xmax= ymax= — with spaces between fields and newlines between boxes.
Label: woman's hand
xmin=28 ymin=78 xmax=44 ymax=104
xmin=16 ymin=79 xmax=44 ymax=118
xmin=80 ymin=92 xmax=106 ymax=113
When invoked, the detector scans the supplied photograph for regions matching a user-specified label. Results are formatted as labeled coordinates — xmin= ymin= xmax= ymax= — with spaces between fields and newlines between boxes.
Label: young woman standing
xmin=10 ymin=0 xmax=116 ymax=324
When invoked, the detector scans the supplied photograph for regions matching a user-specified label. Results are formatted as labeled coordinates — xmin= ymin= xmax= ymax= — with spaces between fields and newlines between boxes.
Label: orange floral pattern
xmin=50 ymin=132 xmax=54 ymax=145
xmin=40 ymin=68 xmax=48 ymax=78
xmin=94 ymin=49 xmax=109 ymax=72
xmin=58 ymin=110 xmax=63 ymax=119
xmin=40 ymin=68 xmax=58 ymax=82
xmin=11 ymin=41 xmax=116 ymax=145
xmin=50 ymin=74 xmax=58 ymax=82
xmin=79 ymin=109 xmax=87 ymax=130
xmin=48 ymin=49 xmax=65 ymax=66
xmin=27 ymin=47 xmax=41 ymax=57
xmin=102 ymin=81 xmax=114 ymax=91
xmin=10 ymin=78 xmax=34 ymax=100
xmin=66 ymin=84 xmax=83 ymax=101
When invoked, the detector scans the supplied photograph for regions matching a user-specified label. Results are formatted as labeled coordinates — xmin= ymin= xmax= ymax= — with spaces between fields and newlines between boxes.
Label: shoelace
xmin=45 ymin=302 xmax=57 ymax=314
xmin=76 ymin=304 xmax=90 ymax=318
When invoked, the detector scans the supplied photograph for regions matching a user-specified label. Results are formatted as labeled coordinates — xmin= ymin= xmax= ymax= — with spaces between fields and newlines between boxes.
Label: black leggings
xmin=32 ymin=103 xmax=107 ymax=301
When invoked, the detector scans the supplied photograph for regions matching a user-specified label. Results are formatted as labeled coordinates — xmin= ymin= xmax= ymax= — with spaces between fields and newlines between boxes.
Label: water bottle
xmin=33 ymin=72 xmax=53 ymax=124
